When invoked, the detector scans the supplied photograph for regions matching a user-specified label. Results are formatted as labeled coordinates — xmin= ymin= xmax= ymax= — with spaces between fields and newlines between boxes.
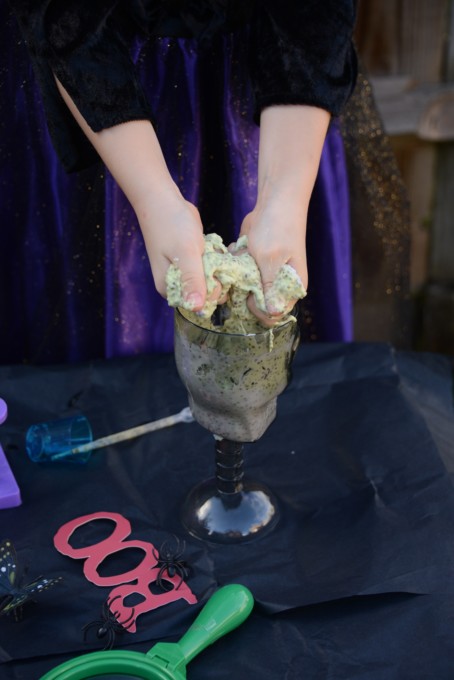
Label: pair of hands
xmin=141 ymin=190 xmax=308 ymax=327
xmin=55 ymin=78 xmax=323 ymax=323
xmin=137 ymin=104 xmax=329 ymax=326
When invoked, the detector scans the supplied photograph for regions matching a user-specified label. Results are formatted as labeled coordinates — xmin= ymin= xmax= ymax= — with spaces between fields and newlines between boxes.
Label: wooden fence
xmin=352 ymin=0 xmax=454 ymax=353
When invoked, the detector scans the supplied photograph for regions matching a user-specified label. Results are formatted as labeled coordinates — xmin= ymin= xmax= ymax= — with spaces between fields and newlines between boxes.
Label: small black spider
xmin=82 ymin=595 xmax=135 ymax=650
xmin=153 ymin=536 xmax=190 ymax=591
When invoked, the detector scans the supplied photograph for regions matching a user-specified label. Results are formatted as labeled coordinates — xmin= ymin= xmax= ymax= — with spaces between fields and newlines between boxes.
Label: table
xmin=0 ymin=342 xmax=453 ymax=678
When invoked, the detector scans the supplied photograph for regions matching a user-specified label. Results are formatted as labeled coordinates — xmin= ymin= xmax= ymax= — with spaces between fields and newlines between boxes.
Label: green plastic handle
xmin=39 ymin=584 xmax=254 ymax=680
xmin=178 ymin=584 xmax=254 ymax=663
xmin=149 ymin=584 xmax=254 ymax=674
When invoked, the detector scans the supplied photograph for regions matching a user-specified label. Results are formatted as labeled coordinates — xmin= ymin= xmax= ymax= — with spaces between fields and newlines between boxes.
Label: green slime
xmin=166 ymin=233 xmax=306 ymax=334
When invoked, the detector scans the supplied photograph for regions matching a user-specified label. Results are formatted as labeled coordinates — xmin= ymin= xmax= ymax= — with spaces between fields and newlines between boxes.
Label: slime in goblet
xmin=174 ymin=308 xmax=300 ymax=543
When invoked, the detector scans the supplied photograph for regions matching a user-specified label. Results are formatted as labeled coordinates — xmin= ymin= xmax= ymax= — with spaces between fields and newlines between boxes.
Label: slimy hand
xmin=166 ymin=233 xmax=305 ymax=334
xmin=237 ymin=197 xmax=308 ymax=328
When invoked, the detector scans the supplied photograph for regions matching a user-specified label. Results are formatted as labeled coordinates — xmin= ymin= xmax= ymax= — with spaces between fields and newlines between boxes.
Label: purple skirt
xmin=0 ymin=10 xmax=352 ymax=364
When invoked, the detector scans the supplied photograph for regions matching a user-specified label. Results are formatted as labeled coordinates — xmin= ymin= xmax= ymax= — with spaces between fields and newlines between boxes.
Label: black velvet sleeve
xmin=10 ymin=0 xmax=154 ymax=173
xmin=10 ymin=1 xmax=357 ymax=173
xmin=249 ymin=0 xmax=358 ymax=120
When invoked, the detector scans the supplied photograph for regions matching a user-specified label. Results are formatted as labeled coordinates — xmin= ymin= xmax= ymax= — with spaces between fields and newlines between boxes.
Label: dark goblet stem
xmin=214 ymin=438 xmax=244 ymax=496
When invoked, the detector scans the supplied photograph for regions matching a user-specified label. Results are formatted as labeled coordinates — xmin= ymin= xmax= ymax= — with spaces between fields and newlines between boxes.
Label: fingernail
xmin=266 ymin=296 xmax=286 ymax=315
xmin=185 ymin=292 xmax=203 ymax=309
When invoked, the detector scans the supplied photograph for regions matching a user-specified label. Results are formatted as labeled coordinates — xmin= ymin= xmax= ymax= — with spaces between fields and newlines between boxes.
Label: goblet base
xmin=181 ymin=478 xmax=279 ymax=544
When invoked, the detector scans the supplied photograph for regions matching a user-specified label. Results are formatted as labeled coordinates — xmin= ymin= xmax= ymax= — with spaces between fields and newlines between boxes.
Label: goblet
xmin=174 ymin=308 xmax=300 ymax=543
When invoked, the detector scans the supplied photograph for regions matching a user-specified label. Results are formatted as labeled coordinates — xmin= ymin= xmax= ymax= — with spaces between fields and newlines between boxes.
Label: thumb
xmin=239 ymin=211 xmax=252 ymax=237
xmin=178 ymin=256 xmax=207 ymax=312
xmin=258 ymin=260 xmax=284 ymax=315
xmin=264 ymin=256 xmax=307 ymax=316
xmin=245 ymin=259 xmax=283 ymax=325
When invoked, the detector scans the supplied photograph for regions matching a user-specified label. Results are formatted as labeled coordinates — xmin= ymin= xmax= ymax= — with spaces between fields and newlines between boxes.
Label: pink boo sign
xmin=54 ymin=511 xmax=197 ymax=632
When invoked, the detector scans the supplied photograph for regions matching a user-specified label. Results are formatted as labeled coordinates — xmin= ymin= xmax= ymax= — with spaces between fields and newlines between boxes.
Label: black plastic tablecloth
xmin=0 ymin=342 xmax=453 ymax=678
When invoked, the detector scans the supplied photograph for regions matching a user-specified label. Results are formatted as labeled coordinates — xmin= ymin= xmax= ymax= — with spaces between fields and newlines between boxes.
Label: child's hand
xmin=238 ymin=194 xmax=308 ymax=327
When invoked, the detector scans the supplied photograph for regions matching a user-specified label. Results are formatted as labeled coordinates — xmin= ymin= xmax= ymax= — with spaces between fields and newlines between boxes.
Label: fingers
xmin=247 ymin=288 xmax=297 ymax=328
xmin=170 ymin=271 xmax=226 ymax=313
xmin=249 ymin=254 xmax=307 ymax=325
xmin=152 ymin=243 xmax=206 ymax=310
xmin=238 ymin=206 xmax=308 ymax=322
xmin=143 ymin=200 xmax=209 ymax=312
xmin=207 ymin=278 xmax=229 ymax=306
xmin=171 ymin=250 xmax=207 ymax=312
xmin=246 ymin=296 xmax=277 ymax=328
xmin=158 ymin=255 xmax=225 ymax=314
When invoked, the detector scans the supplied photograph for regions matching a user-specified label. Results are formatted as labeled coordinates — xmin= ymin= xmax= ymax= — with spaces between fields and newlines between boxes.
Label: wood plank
xmin=400 ymin=0 xmax=448 ymax=80
xmin=355 ymin=0 xmax=400 ymax=75
xmin=420 ymin=283 xmax=454 ymax=354
xmin=370 ymin=78 xmax=454 ymax=138
xmin=418 ymin=92 xmax=454 ymax=140
xmin=356 ymin=0 xmax=448 ymax=80
xmin=430 ymin=144 xmax=454 ymax=282
xmin=390 ymin=137 xmax=434 ymax=292
xmin=447 ymin=0 xmax=454 ymax=80
xmin=353 ymin=0 xmax=454 ymax=353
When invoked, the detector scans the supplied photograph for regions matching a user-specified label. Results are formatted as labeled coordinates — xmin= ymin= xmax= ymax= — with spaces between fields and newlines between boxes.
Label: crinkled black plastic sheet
xmin=0 ymin=343 xmax=453 ymax=677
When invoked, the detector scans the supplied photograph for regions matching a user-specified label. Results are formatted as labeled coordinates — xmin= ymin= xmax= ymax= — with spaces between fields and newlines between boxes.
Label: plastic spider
xmin=82 ymin=595 xmax=135 ymax=650
xmin=153 ymin=536 xmax=189 ymax=591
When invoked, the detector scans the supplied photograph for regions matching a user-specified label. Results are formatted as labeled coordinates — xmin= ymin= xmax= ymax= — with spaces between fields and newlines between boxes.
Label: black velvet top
xmin=11 ymin=1 xmax=357 ymax=172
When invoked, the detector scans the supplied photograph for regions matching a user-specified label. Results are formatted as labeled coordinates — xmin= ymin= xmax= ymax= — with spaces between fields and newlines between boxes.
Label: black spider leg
xmin=82 ymin=595 xmax=136 ymax=651
xmin=152 ymin=545 xmax=177 ymax=591
xmin=107 ymin=595 xmax=136 ymax=631
xmin=153 ymin=536 xmax=190 ymax=592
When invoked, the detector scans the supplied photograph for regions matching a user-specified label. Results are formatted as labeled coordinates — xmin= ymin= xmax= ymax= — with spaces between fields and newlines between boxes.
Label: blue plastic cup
xmin=26 ymin=415 xmax=93 ymax=464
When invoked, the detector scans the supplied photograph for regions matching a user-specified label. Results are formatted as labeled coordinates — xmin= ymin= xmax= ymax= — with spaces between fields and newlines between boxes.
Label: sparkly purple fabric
xmin=0 ymin=8 xmax=352 ymax=364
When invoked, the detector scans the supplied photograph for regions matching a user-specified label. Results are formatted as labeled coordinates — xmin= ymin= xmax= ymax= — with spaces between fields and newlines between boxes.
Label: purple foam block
xmin=0 ymin=398 xmax=22 ymax=509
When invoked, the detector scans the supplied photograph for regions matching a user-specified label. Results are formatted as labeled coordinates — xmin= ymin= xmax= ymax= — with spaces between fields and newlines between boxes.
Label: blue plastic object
xmin=26 ymin=415 xmax=93 ymax=464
